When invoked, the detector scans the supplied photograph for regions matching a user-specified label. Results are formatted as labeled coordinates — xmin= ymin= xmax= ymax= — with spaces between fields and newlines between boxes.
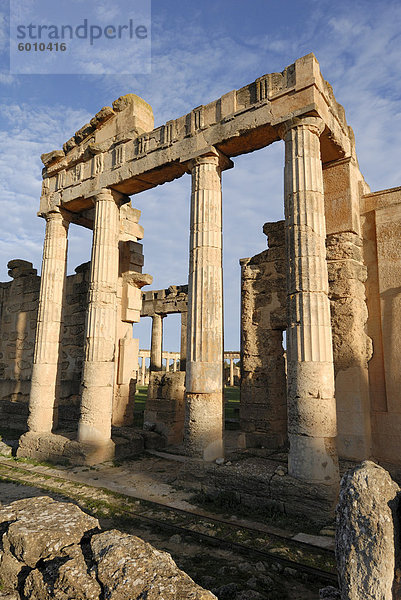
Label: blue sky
xmin=1 ymin=0 xmax=401 ymax=353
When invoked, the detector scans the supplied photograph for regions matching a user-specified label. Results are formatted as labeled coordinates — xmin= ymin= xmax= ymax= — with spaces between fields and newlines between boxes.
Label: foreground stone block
xmin=0 ymin=497 xmax=216 ymax=600
xmin=336 ymin=461 xmax=401 ymax=600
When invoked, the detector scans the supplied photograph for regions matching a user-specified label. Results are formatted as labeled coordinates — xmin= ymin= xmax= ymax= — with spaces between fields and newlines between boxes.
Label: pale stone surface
xmin=239 ymin=221 xmax=287 ymax=449
xmin=27 ymin=210 xmax=69 ymax=434
xmin=0 ymin=496 xmax=215 ymax=599
xmin=78 ymin=189 xmax=122 ymax=453
xmin=184 ymin=149 xmax=232 ymax=461
xmin=279 ymin=116 xmax=339 ymax=485
xmin=145 ymin=371 xmax=186 ymax=444
xmin=150 ymin=313 xmax=164 ymax=372
xmin=336 ymin=461 xmax=401 ymax=600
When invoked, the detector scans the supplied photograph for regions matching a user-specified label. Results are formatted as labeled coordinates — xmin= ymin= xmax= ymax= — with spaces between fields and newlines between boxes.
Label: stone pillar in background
xmin=229 ymin=359 xmax=234 ymax=387
xmin=180 ymin=312 xmax=187 ymax=371
xmin=184 ymin=148 xmax=232 ymax=461
xmin=173 ymin=358 xmax=177 ymax=372
xmin=141 ymin=356 xmax=146 ymax=386
xmin=27 ymin=209 xmax=69 ymax=433
xmin=279 ymin=117 xmax=339 ymax=485
xmin=150 ymin=314 xmax=164 ymax=372
xmin=78 ymin=189 xmax=121 ymax=459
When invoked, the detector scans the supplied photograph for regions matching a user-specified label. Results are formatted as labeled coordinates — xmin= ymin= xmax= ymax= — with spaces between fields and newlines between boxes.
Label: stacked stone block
xmin=240 ymin=221 xmax=287 ymax=449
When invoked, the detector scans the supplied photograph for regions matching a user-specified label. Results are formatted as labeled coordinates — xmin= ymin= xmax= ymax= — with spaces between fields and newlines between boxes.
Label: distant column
xmin=229 ymin=359 xmax=234 ymax=387
xmin=141 ymin=356 xmax=146 ymax=386
xmin=78 ymin=188 xmax=121 ymax=457
xmin=27 ymin=209 xmax=69 ymax=433
xmin=173 ymin=358 xmax=177 ymax=372
xmin=166 ymin=354 xmax=170 ymax=372
xmin=279 ymin=116 xmax=339 ymax=485
xmin=184 ymin=148 xmax=232 ymax=461
xmin=150 ymin=314 xmax=164 ymax=372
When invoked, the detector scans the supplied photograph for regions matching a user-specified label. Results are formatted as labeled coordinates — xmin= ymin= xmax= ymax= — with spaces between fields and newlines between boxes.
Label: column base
xmin=184 ymin=392 xmax=224 ymax=461
xmin=288 ymin=433 xmax=339 ymax=485
xmin=17 ymin=431 xmax=115 ymax=466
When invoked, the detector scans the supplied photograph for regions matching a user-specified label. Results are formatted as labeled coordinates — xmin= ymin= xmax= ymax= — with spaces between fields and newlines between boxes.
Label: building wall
xmin=361 ymin=187 xmax=401 ymax=472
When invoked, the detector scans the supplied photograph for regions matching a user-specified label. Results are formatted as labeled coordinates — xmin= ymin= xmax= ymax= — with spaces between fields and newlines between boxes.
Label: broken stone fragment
xmin=74 ymin=122 xmax=94 ymax=144
xmin=40 ymin=149 xmax=65 ymax=166
xmin=63 ymin=136 xmax=77 ymax=153
xmin=89 ymin=105 xmax=115 ymax=129
xmin=124 ymin=271 xmax=153 ymax=289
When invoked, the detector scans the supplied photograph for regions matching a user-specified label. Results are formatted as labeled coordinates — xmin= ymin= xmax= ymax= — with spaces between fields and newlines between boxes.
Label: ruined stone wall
xmin=361 ymin=186 xmax=401 ymax=473
xmin=322 ymin=155 xmax=373 ymax=461
xmin=145 ymin=371 xmax=186 ymax=445
xmin=239 ymin=221 xmax=287 ymax=449
xmin=0 ymin=261 xmax=90 ymax=430
xmin=0 ymin=261 xmax=39 ymax=430
xmin=0 ymin=256 xmax=141 ymax=431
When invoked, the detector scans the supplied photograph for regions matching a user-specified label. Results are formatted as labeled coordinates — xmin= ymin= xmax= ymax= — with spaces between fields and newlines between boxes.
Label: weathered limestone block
xmin=24 ymin=544 xmax=101 ymax=600
xmin=239 ymin=221 xmax=287 ymax=449
xmin=327 ymin=231 xmax=372 ymax=461
xmin=0 ymin=496 xmax=99 ymax=592
xmin=91 ymin=529 xmax=216 ymax=600
xmin=0 ymin=497 xmax=215 ymax=599
xmin=336 ymin=461 xmax=401 ymax=600
xmin=145 ymin=371 xmax=185 ymax=444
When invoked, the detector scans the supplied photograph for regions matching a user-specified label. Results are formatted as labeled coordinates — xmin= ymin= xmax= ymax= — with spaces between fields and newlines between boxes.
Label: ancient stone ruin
xmin=0 ymin=53 xmax=401 ymax=521
xmin=0 ymin=496 xmax=215 ymax=599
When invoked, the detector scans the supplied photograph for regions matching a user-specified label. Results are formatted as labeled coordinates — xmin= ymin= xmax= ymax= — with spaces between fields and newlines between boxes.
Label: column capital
xmin=40 ymin=207 xmax=71 ymax=226
xmin=185 ymin=146 xmax=233 ymax=173
xmin=86 ymin=187 xmax=130 ymax=207
xmin=277 ymin=115 xmax=325 ymax=141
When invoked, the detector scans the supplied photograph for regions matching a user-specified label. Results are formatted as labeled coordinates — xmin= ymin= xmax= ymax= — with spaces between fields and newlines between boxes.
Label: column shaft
xmin=229 ymin=359 xmax=234 ymax=387
xmin=180 ymin=312 xmax=187 ymax=371
xmin=150 ymin=314 xmax=163 ymax=371
xmin=141 ymin=356 xmax=146 ymax=385
xmin=281 ymin=117 xmax=339 ymax=484
xmin=184 ymin=150 xmax=231 ymax=460
xmin=78 ymin=189 xmax=119 ymax=447
xmin=28 ymin=210 xmax=69 ymax=433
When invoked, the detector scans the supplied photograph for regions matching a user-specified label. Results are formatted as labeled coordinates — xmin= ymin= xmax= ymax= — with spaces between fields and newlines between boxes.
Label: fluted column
xmin=173 ymin=358 xmax=177 ymax=372
xmin=150 ymin=314 xmax=164 ymax=372
xmin=27 ymin=209 xmax=69 ymax=433
xmin=141 ymin=356 xmax=146 ymax=385
xmin=279 ymin=116 xmax=339 ymax=484
xmin=229 ymin=359 xmax=234 ymax=387
xmin=184 ymin=148 xmax=232 ymax=461
xmin=180 ymin=312 xmax=187 ymax=371
xmin=166 ymin=354 xmax=170 ymax=372
xmin=78 ymin=189 xmax=121 ymax=451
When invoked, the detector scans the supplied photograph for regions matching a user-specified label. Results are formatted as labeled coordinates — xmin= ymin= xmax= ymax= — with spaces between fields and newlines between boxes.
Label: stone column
xmin=27 ymin=209 xmax=69 ymax=433
xmin=229 ymin=359 xmax=234 ymax=387
xmin=166 ymin=354 xmax=170 ymax=372
xmin=141 ymin=356 xmax=146 ymax=386
xmin=173 ymin=358 xmax=177 ymax=372
xmin=180 ymin=312 xmax=187 ymax=371
xmin=279 ymin=116 xmax=339 ymax=484
xmin=78 ymin=189 xmax=121 ymax=458
xmin=150 ymin=314 xmax=163 ymax=372
xmin=184 ymin=148 xmax=232 ymax=461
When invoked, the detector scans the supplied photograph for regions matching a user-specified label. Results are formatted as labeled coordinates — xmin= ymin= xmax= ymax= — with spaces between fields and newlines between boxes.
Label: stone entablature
xmin=141 ymin=285 xmax=188 ymax=317
xmin=39 ymin=54 xmax=351 ymax=218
